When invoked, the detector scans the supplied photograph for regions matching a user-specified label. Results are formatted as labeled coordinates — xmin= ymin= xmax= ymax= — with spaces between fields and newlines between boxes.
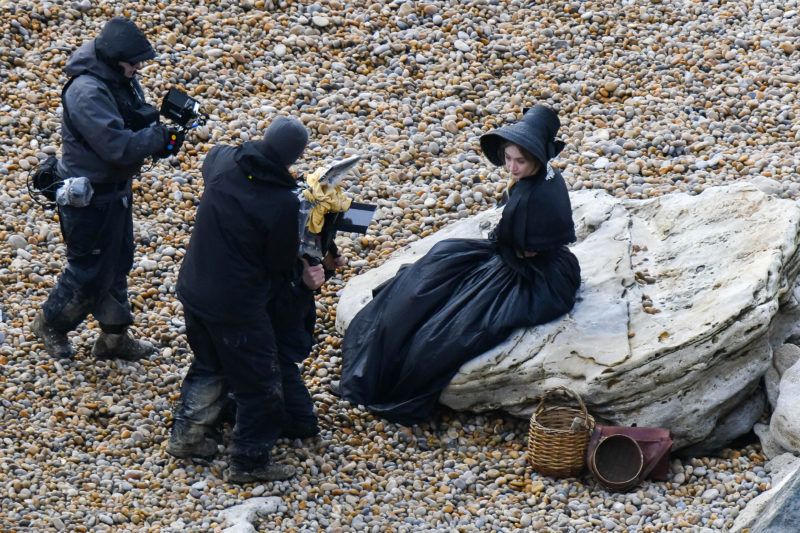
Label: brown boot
xmin=92 ymin=329 xmax=156 ymax=361
xmin=31 ymin=312 xmax=74 ymax=359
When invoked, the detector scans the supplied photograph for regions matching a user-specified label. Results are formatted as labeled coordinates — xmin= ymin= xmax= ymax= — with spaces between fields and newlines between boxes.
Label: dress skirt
xmin=340 ymin=237 xmax=581 ymax=424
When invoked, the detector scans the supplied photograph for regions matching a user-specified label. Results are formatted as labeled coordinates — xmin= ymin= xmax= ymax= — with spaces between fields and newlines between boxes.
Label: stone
xmin=769 ymin=453 xmax=800 ymax=486
xmin=679 ymin=386 xmax=766 ymax=456
xmin=593 ymin=156 xmax=610 ymax=169
xmin=771 ymin=359 xmax=800 ymax=452
xmin=139 ymin=259 xmax=158 ymax=271
xmin=397 ymin=3 xmax=414 ymax=17
xmin=731 ymin=461 xmax=800 ymax=533
xmin=765 ymin=365 xmax=781 ymax=409
xmin=454 ymin=40 xmax=471 ymax=53
xmin=7 ymin=234 xmax=27 ymax=249
xmin=220 ymin=497 xmax=282 ymax=533
xmin=754 ymin=423 xmax=789 ymax=460
xmin=774 ymin=344 xmax=800 ymax=375
xmin=372 ymin=44 xmax=391 ymax=56
xmin=312 ymin=16 xmax=330 ymax=28
xmin=751 ymin=176 xmax=784 ymax=196
xmin=338 ymin=184 xmax=800 ymax=449
xmin=766 ymin=343 xmax=800 ymax=408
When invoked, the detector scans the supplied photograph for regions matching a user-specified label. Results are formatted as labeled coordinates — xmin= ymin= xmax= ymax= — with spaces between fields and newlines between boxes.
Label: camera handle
xmin=174 ymin=111 xmax=209 ymax=134
xmin=302 ymin=253 xmax=322 ymax=267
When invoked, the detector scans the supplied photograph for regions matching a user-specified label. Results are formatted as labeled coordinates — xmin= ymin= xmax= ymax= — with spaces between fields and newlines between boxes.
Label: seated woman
xmin=339 ymin=105 xmax=581 ymax=424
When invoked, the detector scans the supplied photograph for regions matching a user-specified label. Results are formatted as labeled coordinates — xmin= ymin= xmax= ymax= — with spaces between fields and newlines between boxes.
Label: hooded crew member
xmin=169 ymin=117 xmax=309 ymax=484
xmin=59 ymin=17 xmax=172 ymax=183
xmin=175 ymin=117 xmax=307 ymax=321
xmin=32 ymin=17 xmax=179 ymax=362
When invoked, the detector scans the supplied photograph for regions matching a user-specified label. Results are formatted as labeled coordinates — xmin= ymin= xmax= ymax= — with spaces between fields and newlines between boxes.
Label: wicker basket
xmin=527 ymin=386 xmax=595 ymax=478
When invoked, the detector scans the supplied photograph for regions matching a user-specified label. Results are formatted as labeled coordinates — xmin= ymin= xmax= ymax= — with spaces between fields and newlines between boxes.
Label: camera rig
xmin=160 ymin=88 xmax=208 ymax=133
xmin=298 ymin=155 xmax=376 ymax=266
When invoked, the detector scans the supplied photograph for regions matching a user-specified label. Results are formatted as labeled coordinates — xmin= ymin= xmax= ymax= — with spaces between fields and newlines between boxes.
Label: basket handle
xmin=535 ymin=386 xmax=590 ymax=421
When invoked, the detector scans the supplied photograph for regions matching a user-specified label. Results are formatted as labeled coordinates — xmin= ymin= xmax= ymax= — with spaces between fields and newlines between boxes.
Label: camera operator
xmin=167 ymin=117 xmax=309 ymax=483
xmin=32 ymin=17 xmax=183 ymax=360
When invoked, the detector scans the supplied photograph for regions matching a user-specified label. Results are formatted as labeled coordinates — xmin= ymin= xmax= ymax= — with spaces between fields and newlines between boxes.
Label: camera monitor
xmin=160 ymin=88 xmax=202 ymax=128
xmin=333 ymin=202 xmax=377 ymax=234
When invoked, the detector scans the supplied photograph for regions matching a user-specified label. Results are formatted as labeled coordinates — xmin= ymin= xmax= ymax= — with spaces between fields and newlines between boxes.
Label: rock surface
xmin=338 ymin=183 xmax=800 ymax=449
xmin=728 ymin=453 xmax=800 ymax=533
xmin=219 ymin=497 xmax=282 ymax=533
xmin=754 ymin=423 xmax=790 ymax=460
xmin=764 ymin=343 xmax=800 ymax=408
xmin=771 ymin=359 xmax=800 ymax=453
xmin=731 ymin=454 xmax=800 ymax=533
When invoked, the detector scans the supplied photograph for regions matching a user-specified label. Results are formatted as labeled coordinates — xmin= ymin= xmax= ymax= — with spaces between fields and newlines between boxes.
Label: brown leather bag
xmin=587 ymin=425 xmax=672 ymax=491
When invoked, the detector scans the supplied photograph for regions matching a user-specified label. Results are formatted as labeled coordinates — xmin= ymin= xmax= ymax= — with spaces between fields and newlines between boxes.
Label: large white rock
xmin=754 ymin=422 xmax=789 ymax=460
xmin=765 ymin=343 xmax=800 ymax=409
xmin=337 ymin=184 xmax=800 ymax=448
xmin=730 ymin=453 xmax=800 ymax=533
xmin=771 ymin=359 xmax=800 ymax=453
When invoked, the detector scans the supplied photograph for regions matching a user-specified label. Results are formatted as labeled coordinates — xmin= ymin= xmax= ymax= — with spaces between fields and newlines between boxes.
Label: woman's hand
xmin=516 ymin=249 xmax=539 ymax=258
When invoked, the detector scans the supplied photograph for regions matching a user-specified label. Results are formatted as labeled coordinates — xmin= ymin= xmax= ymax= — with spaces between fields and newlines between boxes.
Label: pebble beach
xmin=1 ymin=0 xmax=799 ymax=530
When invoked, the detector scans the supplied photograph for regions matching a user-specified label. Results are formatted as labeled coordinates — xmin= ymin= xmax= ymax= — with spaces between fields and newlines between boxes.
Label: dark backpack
xmin=29 ymin=155 xmax=61 ymax=203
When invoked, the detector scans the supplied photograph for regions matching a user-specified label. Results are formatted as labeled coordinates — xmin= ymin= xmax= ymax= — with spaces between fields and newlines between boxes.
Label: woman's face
xmin=504 ymin=144 xmax=538 ymax=181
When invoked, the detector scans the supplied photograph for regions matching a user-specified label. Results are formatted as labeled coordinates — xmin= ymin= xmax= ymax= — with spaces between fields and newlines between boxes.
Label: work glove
xmin=156 ymin=126 xmax=185 ymax=158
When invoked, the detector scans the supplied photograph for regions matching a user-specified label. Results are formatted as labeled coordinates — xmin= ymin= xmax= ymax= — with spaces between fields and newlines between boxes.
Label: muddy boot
xmin=31 ymin=312 xmax=74 ymax=359
xmin=92 ymin=329 xmax=156 ymax=361
xmin=167 ymin=421 xmax=219 ymax=461
xmin=226 ymin=456 xmax=296 ymax=484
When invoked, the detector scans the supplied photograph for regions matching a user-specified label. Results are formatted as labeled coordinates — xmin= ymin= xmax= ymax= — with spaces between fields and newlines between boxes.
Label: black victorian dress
xmin=340 ymin=166 xmax=581 ymax=424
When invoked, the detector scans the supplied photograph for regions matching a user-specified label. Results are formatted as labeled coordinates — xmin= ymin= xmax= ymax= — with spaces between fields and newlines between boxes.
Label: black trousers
xmin=174 ymin=309 xmax=286 ymax=462
xmin=213 ymin=283 xmax=318 ymax=432
xmin=269 ymin=284 xmax=317 ymax=424
xmin=43 ymin=190 xmax=134 ymax=332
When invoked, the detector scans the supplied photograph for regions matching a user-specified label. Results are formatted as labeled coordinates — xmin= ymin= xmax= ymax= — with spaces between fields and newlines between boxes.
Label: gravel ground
xmin=2 ymin=0 xmax=798 ymax=530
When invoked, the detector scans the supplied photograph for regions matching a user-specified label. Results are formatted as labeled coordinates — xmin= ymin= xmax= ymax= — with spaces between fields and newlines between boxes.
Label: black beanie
xmin=255 ymin=117 xmax=309 ymax=166
xmin=95 ymin=17 xmax=155 ymax=64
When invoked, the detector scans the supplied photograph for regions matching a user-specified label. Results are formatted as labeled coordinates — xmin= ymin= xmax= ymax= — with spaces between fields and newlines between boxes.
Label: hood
xmin=234 ymin=141 xmax=297 ymax=188
xmin=253 ymin=116 xmax=309 ymax=167
xmin=95 ymin=17 xmax=156 ymax=65
xmin=64 ymin=40 xmax=126 ymax=84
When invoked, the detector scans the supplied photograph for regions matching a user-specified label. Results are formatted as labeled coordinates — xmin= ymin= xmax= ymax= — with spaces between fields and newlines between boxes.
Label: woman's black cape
xmin=340 ymin=169 xmax=581 ymax=425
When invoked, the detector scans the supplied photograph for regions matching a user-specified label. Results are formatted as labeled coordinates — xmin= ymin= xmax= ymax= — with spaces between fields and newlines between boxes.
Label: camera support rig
xmin=160 ymin=88 xmax=209 ymax=133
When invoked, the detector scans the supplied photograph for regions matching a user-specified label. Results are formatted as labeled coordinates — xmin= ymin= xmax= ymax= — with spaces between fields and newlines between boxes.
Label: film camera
xmin=160 ymin=88 xmax=208 ymax=132
xmin=298 ymin=155 xmax=377 ymax=266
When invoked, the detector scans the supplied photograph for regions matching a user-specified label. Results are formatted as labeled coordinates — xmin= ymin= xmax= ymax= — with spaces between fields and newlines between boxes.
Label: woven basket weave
xmin=527 ymin=386 xmax=595 ymax=478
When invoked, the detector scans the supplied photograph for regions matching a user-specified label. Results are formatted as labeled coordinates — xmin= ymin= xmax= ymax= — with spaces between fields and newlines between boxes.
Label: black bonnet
xmin=480 ymin=104 xmax=566 ymax=167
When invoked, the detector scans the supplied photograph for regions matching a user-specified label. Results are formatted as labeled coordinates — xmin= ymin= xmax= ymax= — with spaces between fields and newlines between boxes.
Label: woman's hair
xmin=498 ymin=142 xmax=541 ymax=170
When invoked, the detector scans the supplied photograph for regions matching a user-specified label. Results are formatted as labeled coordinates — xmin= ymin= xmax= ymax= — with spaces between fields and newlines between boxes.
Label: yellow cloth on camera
xmin=302 ymin=167 xmax=352 ymax=233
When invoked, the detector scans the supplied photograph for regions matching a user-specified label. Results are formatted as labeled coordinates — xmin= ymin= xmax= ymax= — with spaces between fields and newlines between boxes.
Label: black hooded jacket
xmin=176 ymin=142 xmax=300 ymax=322
xmin=57 ymin=40 xmax=165 ymax=183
